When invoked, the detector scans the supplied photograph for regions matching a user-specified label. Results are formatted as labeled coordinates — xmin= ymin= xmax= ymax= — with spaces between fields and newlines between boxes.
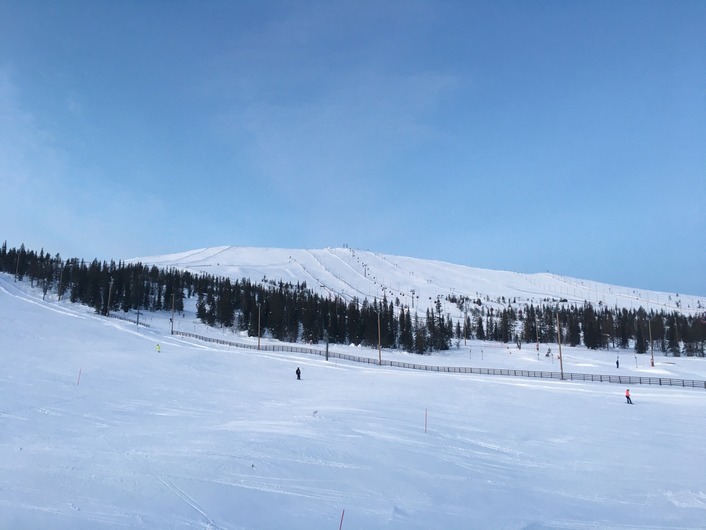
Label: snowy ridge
xmin=132 ymin=246 xmax=705 ymax=316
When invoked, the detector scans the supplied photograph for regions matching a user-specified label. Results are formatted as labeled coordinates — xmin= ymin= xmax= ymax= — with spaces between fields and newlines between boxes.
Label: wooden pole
xmin=557 ymin=313 xmax=564 ymax=380
xmin=57 ymin=261 xmax=64 ymax=301
xmin=377 ymin=312 xmax=382 ymax=365
xmin=171 ymin=293 xmax=175 ymax=335
xmin=464 ymin=309 xmax=468 ymax=346
xmin=106 ymin=279 xmax=114 ymax=316
xmin=649 ymin=318 xmax=654 ymax=367
xmin=535 ymin=316 xmax=540 ymax=353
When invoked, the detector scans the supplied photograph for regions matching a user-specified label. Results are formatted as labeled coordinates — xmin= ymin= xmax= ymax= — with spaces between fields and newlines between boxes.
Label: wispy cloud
xmin=197 ymin=2 xmax=460 ymax=204
xmin=0 ymin=71 xmax=61 ymax=186
xmin=0 ymin=70 xmax=71 ymax=245
xmin=213 ymin=67 xmax=459 ymax=206
xmin=66 ymin=88 xmax=83 ymax=117
xmin=0 ymin=69 xmax=167 ymax=259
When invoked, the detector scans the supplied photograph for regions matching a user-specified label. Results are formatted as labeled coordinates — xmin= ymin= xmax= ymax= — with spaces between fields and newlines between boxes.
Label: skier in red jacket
xmin=625 ymin=389 xmax=633 ymax=404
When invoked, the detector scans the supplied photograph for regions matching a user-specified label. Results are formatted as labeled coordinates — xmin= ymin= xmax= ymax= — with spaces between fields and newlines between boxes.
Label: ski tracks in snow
xmin=156 ymin=476 xmax=229 ymax=530
xmin=0 ymin=278 xmax=89 ymax=320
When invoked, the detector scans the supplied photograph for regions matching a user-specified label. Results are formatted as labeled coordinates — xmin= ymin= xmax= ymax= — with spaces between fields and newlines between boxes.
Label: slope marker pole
xmin=77 ymin=368 xmax=82 ymax=386
xmin=339 ymin=509 xmax=345 ymax=530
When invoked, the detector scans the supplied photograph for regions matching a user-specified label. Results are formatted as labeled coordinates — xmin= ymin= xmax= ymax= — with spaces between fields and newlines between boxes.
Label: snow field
xmin=1 ymin=274 xmax=706 ymax=529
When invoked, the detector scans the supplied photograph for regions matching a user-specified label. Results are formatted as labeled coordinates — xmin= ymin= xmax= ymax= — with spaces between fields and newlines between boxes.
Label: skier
xmin=625 ymin=388 xmax=633 ymax=404
xmin=616 ymin=358 xmax=619 ymax=369
xmin=296 ymin=367 xmax=301 ymax=380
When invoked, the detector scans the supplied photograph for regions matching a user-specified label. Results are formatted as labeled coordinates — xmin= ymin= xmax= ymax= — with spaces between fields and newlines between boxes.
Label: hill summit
xmin=133 ymin=246 xmax=705 ymax=316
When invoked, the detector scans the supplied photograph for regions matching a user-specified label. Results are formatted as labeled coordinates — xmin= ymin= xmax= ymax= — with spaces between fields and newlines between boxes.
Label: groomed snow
xmin=131 ymin=246 xmax=706 ymax=317
xmin=1 ymin=273 xmax=705 ymax=529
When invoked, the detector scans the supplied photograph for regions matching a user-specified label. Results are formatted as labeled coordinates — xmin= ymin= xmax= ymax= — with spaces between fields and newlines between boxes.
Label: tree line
xmin=2 ymin=242 xmax=704 ymax=356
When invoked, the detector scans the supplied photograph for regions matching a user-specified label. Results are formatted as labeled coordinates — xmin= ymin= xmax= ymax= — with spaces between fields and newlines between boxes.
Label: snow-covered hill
xmin=133 ymin=246 xmax=705 ymax=316
xmin=2 ymin=271 xmax=706 ymax=529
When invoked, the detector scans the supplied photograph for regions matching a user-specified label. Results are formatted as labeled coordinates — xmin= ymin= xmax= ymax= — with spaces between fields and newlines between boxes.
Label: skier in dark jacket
xmin=296 ymin=367 xmax=301 ymax=380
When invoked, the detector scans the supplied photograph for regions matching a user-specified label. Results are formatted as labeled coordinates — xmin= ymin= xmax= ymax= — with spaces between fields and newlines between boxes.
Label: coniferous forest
xmin=2 ymin=242 xmax=705 ymax=357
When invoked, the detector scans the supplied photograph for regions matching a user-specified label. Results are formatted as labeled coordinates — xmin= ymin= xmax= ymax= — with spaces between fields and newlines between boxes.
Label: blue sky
xmin=1 ymin=1 xmax=704 ymax=296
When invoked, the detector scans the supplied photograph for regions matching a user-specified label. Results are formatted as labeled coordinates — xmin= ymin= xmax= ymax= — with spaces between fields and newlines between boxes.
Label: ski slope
xmin=133 ymin=246 xmax=706 ymax=317
xmin=1 ymin=273 xmax=706 ymax=529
